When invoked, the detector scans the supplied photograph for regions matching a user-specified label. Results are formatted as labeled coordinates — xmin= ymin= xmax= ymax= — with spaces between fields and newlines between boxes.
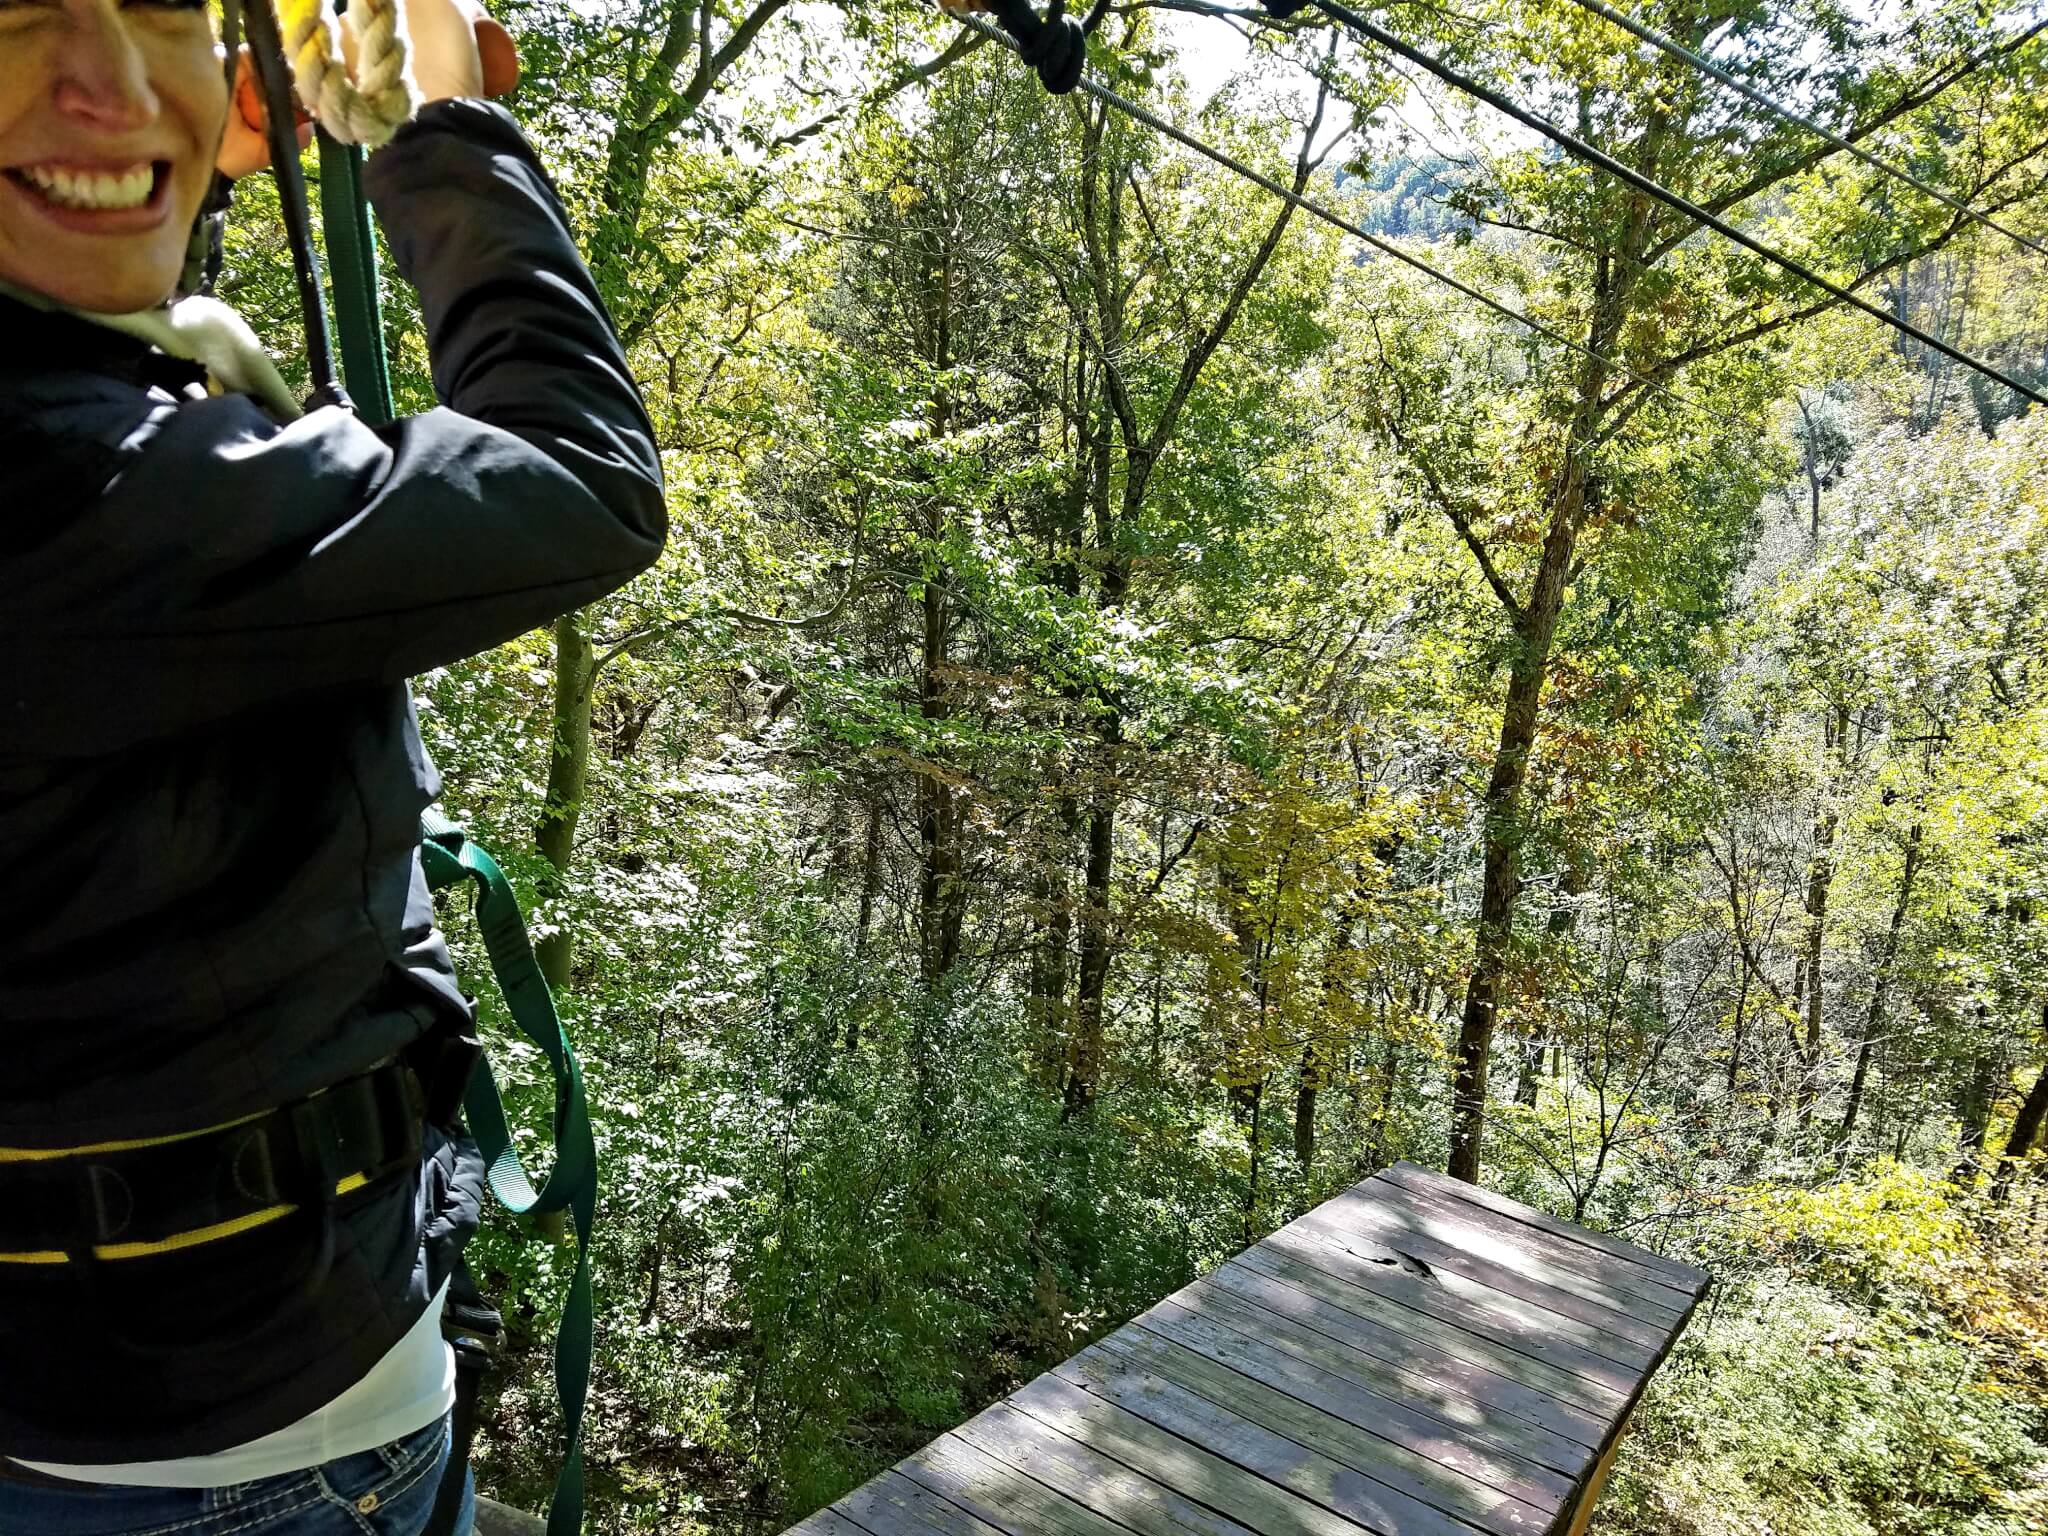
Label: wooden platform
xmin=785 ymin=1160 xmax=1709 ymax=1536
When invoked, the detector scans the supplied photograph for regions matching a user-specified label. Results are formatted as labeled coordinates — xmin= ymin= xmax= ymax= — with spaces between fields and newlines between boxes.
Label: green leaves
xmin=198 ymin=2 xmax=2048 ymax=1527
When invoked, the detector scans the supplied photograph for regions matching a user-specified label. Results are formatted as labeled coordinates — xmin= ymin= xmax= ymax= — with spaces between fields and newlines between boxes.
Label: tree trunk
xmin=916 ymin=568 xmax=962 ymax=988
xmin=1445 ymin=213 xmax=1646 ymax=1183
xmin=1517 ymin=863 xmax=1587 ymax=1106
xmin=847 ymin=793 xmax=885 ymax=1052
xmin=1368 ymin=1034 xmax=1400 ymax=1173
xmin=1762 ymin=960 xmax=1803 ymax=1143
xmin=1448 ymin=488 xmax=1584 ymax=1180
xmin=1031 ymin=356 xmax=1094 ymax=1092
xmin=535 ymin=613 xmax=595 ymax=992
xmin=1242 ymin=1077 xmax=1265 ymax=1247
xmin=1063 ymin=766 xmax=1119 ymax=1120
xmin=1954 ymin=1030 xmax=2001 ymax=1182
xmin=1797 ymin=703 xmax=1849 ymax=1130
xmin=586 ymin=0 xmax=794 ymax=334
xmin=1796 ymin=392 xmax=1823 ymax=541
xmin=1295 ymin=1042 xmax=1320 ymax=1170
xmin=1029 ymin=802 xmax=1078 ymax=1091
xmin=1837 ymin=821 xmax=1922 ymax=1160
xmin=914 ymin=216 xmax=967 ymax=992
xmin=1993 ymin=1011 xmax=2048 ymax=1204
xmin=1727 ymin=958 xmax=1752 ymax=1092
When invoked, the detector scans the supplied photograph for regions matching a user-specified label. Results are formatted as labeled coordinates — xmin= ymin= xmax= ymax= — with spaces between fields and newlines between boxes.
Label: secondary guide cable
xmin=1556 ymin=0 xmax=2048 ymax=264
xmin=1267 ymin=0 xmax=2047 ymax=409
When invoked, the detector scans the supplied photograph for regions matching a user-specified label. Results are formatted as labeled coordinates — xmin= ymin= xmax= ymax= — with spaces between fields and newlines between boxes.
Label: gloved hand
xmin=409 ymin=0 xmax=492 ymax=103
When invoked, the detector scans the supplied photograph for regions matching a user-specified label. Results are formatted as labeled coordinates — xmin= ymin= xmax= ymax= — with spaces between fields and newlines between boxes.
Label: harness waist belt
xmin=0 ymin=1062 xmax=424 ymax=1265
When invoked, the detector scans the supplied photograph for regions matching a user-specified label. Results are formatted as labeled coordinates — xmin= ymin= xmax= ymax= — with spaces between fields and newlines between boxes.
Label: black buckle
xmin=444 ymin=1299 xmax=505 ymax=1370
xmin=227 ymin=1123 xmax=285 ymax=1206
xmin=443 ymin=1270 xmax=505 ymax=1372
xmin=290 ymin=1063 xmax=425 ymax=1203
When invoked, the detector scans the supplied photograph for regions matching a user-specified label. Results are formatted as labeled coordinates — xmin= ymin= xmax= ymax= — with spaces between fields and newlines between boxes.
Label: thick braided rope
xmin=272 ymin=0 xmax=421 ymax=147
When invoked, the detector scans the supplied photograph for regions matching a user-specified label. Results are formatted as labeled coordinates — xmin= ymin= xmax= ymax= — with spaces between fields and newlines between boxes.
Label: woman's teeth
xmin=17 ymin=164 xmax=156 ymax=212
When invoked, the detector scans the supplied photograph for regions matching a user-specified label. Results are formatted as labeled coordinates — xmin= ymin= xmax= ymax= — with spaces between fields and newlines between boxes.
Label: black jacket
xmin=0 ymin=100 xmax=664 ymax=1460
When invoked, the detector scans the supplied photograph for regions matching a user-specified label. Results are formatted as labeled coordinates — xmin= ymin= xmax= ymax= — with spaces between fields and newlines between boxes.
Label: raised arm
xmin=1 ymin=100 xmax=666 ymax=760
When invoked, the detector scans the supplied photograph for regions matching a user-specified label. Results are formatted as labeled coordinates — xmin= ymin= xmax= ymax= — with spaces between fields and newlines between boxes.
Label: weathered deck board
xmin=955 ymin=1402 xmax=1266 ymax=1536
xmin=1098 ymin=1329 xmax=1558 ymax=1533
xmin=1138 ymin=1291 xmax=1587 ymax=1491
xmin=1193 ymin=1263 xmax=1609 ymax=1452
xmin=1305 ymin=1200 xmax=1675 ymax=1351
xmin=1234 ymin=1240 xmax=1635 ymax=1411
xmin=1353 ymin=1180 xmax=1695 ymax=1317
xmin=1380 ymin=1164 xmax=1704 ymax=1290
xmin=1288 ymin=1209 xmax=1668 ymax=1362
xmin=788 ymin=1168 xmax=1709 ymax=1536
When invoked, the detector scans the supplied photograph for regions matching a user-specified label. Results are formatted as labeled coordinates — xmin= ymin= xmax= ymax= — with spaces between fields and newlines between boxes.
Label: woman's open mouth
xmin=2 ymin=161 xmax=173 ymax=230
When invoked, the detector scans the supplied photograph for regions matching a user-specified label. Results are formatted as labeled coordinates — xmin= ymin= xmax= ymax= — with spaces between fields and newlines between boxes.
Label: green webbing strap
xmin=419 ymin=811 xmax=596 ymax=1536
xmin=317 ymin=130 xmax=395 ymax=427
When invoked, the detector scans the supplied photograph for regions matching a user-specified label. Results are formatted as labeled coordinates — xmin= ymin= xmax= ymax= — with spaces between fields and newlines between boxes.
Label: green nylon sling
xmin=316 ymin=132 xmax=395 ymax=427
xmin=297 ymin=55 xmax=596 ymax=1527
xmin=420 ymin=812 xmax=597 ymax=1536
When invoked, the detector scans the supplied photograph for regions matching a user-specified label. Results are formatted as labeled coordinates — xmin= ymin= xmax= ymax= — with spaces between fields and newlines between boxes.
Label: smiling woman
xmin=0 ymin=2 xmax=665 ymax=1534
xmin=0 ymin=0 xmax=228 ymax=313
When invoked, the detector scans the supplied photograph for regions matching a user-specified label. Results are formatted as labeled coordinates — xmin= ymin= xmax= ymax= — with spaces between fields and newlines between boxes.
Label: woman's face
xmin=0 ymin=0 xmax=226 ymax=314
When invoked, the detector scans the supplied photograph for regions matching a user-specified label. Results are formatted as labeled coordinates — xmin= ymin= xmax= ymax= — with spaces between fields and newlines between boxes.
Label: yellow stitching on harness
xmin=0 ymin=1174 xmax=375 ymax=1263
xmin=93 ymin=1203 xmax=299 ymax=1260
xmin=0 ymin=1110 xmax=269 ymax=1165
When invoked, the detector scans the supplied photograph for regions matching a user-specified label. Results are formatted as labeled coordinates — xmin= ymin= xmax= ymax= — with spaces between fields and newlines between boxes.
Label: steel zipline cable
xmin=950 ymin=10 xmax=1670 ymax=399
xmin=1278 ymin=0 xmax=2048 ymax=409
xmin=1557 ymin=0 xmax=2048 ymax=263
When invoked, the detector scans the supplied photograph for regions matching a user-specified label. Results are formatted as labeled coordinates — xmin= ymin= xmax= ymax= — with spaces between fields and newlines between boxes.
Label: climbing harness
xmin=0 ymin=1063 xmax=422 ymax=1267
xmin=247 ymin=0 xmax=413 ymax=418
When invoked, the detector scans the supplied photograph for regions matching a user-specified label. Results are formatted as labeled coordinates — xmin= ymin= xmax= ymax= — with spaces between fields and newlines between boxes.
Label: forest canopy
xmin=225 ymin=0 xmax=2048 ymax=1529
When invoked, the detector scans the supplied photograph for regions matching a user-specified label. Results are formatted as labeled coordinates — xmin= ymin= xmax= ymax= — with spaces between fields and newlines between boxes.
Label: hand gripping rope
xmin=275 ymin=0 xmax=419 ymax=423
xmin=272 ymin=0 xmax=423 ymax=148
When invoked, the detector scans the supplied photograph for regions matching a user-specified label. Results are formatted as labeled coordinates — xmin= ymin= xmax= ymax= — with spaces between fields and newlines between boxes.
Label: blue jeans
xmin=0 ymin=1417 xmax=473 ymax=1536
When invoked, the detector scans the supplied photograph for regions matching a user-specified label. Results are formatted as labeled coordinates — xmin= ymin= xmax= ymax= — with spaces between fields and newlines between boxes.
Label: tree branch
xmin=1597 ymin=167 xmax=2047 ymax=439
xmin=773 ymin=32 xmax=988 ymax=148
xmin=1647 ymin=20 xmax=2047 ymax=256
xmin=1134 ymin=40 xmax=1343 ymax=499
xmin=594 ymin=538 xmax=868 ymax=676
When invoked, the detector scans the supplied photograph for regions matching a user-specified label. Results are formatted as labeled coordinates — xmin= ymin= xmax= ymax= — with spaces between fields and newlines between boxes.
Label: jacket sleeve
xmin=0 ymin=100 xmax=666 ymax=759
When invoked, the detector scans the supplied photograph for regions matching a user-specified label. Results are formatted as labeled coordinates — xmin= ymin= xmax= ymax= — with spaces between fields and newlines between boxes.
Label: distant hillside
xmin=1336 ymin=152 xmax=1476 ymax=240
